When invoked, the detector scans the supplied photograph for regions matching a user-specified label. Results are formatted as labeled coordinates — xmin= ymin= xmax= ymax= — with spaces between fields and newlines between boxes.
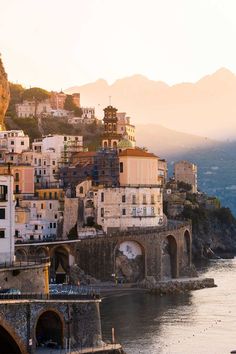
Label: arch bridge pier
xmin=0 ymin=296 xmax=121 ymax=354
xmin=15 ymin=221 xmax=193 ymax=283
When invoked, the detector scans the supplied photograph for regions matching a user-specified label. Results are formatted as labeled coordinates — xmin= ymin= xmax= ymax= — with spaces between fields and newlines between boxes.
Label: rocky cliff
xmin=0 ymin=57 xmax=10 ymax=130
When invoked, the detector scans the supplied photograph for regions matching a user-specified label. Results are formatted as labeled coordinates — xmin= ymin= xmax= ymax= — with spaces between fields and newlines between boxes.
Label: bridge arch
xmin=114 ymin=240 xmax=145 ymax=282
xmin=183 ymin=230 xmax=191 ymax=267
xmin=0 ymin=317 xmax=27 ymax=354
xmin=35 ymin=246 xmax=50 ymax=258
xmin=50 ymin=246 xmax=70 ymax=283
xmin=34 ymin=308 xmax=65 ymax=349
xmin=15 ymin=248 xmax=27 ymax=261
xmin=162 ymin=235 xmax=178 ymax=279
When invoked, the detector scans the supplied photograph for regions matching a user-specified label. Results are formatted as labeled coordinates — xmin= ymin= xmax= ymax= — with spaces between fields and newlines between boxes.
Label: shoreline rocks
xmin=140 ymin=277 xmax=216 ymax=295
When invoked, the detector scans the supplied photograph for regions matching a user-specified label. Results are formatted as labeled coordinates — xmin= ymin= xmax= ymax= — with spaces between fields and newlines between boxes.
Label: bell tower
xmin=102 ymin=105 xmax=121 ymax=148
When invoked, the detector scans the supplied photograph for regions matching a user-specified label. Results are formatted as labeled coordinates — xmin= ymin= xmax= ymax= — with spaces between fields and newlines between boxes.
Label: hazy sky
xmin=1 ymin=0 xmax=236 ymax=90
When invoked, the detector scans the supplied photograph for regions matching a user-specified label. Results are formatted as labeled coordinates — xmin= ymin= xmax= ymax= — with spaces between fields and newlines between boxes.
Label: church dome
xmin=117 ymin=138 xmax=133 ymax=149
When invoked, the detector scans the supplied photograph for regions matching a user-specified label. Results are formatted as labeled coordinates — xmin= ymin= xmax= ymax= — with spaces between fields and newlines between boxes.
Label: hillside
xmin=66 ymin=68 xmax=236 ymax=140
xmin=5 ymin=116 xmax=103 ymax=149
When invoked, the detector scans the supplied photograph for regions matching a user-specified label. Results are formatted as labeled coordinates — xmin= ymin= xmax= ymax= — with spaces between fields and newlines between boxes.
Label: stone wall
xmin=0 ymin=299 xmax=104 ymax=353
xmin=62 ymin=197 xmax=79 ymax=238
xmin=77 ymin=224 xmax=192 ymax=282
xmin=0 ymin=263 xmax=49 ymax=293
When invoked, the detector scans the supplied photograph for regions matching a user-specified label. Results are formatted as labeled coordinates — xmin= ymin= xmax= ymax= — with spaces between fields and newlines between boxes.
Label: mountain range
xmin=66 ymin=68 xmax=236 ymax=140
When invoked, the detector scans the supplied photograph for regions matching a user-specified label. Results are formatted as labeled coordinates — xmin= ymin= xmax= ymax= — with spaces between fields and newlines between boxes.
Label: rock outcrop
xmin=0 ymin=56 xmax=10 ymax=130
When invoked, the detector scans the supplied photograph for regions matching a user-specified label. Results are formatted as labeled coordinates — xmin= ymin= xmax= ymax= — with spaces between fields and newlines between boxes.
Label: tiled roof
xmin=119 ymin=148 xmax=157 ymax=158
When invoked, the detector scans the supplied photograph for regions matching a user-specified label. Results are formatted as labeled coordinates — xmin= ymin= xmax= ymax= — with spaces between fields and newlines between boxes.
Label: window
xmin=101 ymin=192 xmax=104 ymax=202
xmin=49 ymin=203 xmax=52 ymax=209
xmin=50 ymin=223 xmax=52 ymax=228
xmin=120 ymin=162 xmax=123 ymax=173
xmin=55 ymin=214 xmax=57 ymax=219
xmin=54 ymin=192 xmax=58 ymax=199
xmin=41 ymin=203 xmax=44 ymax=209
xmin=53 ymin=222 xmax=56 ymax=228
xmin=79 ymin=187 xmax=83 ymax=194
xmin=43 ymin=192 xmax=46 ymax=199
xmin=122 ymin=208 xmax=126 ymax=215
xmin=0 ymin=185 xmax=7 ymax=201
xmin=0 ymin=230 xmax=5 ymax=238
xmin=10 ymin=141 xmax=14 ymax=145
xmin=143 ymin=207 xmax=147 ymax=216
xmin=15 ymin=173 xmax=19 ymax=182
xmin=15 ymin=185 xmax=20 ymax=193
xmin=52 ymin=160 xmax=56 ymax=165
xmin=101 ymin=208 xmax=104 ymax=217
xmin=151 ymin=195 xmax=155 ymax=204
xmin=122 ymin=195 xmax=126 ymax=203
xmin=21 ymin=141 xmax=24 ymax=145
xmin=0 ymin=209 xmax=5 ymax=219
xmin=143 ymin=194 xmax=147 ymax=204
xmin=49 ymin=192 xmax=52 ymax=199
xmin=132 ymin=195 xmax=136 ymax=204
xmin=35 ymin=225 xmax=38 ymax=230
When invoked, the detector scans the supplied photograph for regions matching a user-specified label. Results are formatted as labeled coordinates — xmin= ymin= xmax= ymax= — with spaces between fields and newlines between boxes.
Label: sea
xmin=101 ymin=258 xmax=236 ymax=354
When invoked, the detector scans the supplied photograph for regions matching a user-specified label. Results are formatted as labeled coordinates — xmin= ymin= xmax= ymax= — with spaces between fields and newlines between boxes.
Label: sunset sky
xmin=1 ymin=0 xmax=236 ymax=90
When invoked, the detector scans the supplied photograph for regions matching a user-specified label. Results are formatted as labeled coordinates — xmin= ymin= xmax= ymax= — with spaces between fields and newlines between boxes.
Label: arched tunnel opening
xmin=36 ymin=311 xmax=63 ymax=349
xmin=50 ymin=246 xmax=69 ymax=284
xmin=0 ymin=325 xmax=22 ymax=354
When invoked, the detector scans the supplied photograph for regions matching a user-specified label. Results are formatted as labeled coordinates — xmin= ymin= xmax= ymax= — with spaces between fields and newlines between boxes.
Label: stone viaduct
xmin=15 ymin=221 xmax=193 ymax=283
xmin=0 ymin=295 xmax=123 ymax=354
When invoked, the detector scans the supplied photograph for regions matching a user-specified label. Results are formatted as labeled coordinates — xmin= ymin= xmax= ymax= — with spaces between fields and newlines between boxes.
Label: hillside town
xmin=0 ymin=70 xmax=226 ymax=353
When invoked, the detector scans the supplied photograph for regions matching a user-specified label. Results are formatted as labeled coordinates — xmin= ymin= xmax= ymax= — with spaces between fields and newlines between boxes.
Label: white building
xmin=0 ymin=130 xmax=29 ymax=155
xmin=16 ymin=100 xmax=51 ymax=118
xmin=0 ymin=174 xmax=15 ymax=263
xmin=21 ymin=150 xmax=59 ymax=186
xmin=81 ymin=107 xmax=95 ymax=120
xmin=76 ymin=181 xmax=164 ymax=233
xmin=32 ymin=135 xmax=83 ymax=159
xmin=117 ymin=112 xmax=136 ymax=148
xmin=16 ymin=199 xmax=60 ymax=241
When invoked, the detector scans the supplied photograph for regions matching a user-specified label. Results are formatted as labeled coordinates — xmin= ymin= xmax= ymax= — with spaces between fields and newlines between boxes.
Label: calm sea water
xmin=101 ymin=259 xmax=236 ymax=354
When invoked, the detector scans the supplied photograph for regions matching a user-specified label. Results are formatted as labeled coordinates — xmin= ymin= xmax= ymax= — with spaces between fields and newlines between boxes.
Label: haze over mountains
xmin=66 ymin=67 xmax=236 ymax=141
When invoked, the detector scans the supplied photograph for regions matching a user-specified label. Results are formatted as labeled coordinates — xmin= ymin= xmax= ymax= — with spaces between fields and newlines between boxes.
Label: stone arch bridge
xmin=0 ymin=294 xmax=123 ymax=354
xmin=15 ymin=221 xmax=192 ymax=282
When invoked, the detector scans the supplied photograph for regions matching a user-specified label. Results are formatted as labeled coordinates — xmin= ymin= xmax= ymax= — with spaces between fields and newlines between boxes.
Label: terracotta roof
xmin=119 ymin=148 xmax=157 ymax=158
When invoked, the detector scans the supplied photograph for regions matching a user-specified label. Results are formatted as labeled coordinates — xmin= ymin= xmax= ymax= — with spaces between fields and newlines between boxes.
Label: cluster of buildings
xmin=15 ymin=90 xmax=96 ymax=125
xmin=0 ymin=103 xmax=199 ymax=266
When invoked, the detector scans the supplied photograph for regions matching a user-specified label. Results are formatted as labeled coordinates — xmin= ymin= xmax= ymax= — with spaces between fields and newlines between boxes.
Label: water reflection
xmin=101 ymin=259 xmax=236 ymax=354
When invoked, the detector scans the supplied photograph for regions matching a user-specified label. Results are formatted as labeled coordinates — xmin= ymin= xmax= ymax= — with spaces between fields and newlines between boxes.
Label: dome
xmin=117 ymin=138 xmax=133 ymax=149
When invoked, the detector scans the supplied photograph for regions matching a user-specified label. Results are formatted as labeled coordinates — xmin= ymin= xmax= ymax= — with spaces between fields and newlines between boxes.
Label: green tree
xmin=22 ymin=87 xmax=50 ymax=117
xmin=6 ymin=83 xmax=25 ymax=117
xmin=64 ymin=95 xmax=83 ymax=117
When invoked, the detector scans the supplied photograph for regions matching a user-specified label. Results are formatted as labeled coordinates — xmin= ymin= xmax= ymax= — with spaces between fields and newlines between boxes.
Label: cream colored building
xmin=16 ymin=100 xmax=51 ymax=118
xmin=158 ymin=158 xmax=168 ymax=186
xmin=174 ymin=160 xmax=198 ymax=193
xmin=17 ymin=198 xmax=61 ymax=241
xmin=76 ymin=180 xmax=164 ymax=233
xmin=0 ymin=130 xmax=29 ymax=156
xmin=119 ymin=149 xmax=159 ymax=186
xmin=117 ymin=112 xmax=136 ymax=148
xmin=0 ymin=174 xmax=15 ymax=263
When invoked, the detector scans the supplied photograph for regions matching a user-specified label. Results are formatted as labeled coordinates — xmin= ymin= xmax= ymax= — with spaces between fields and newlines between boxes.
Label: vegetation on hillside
xmin=64 ymin=95 xmax=83 ymax=117
xmin=5 ymin=115 xmax=103 ymax=149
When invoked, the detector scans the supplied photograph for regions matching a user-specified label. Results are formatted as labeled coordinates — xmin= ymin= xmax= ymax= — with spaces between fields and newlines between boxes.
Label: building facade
xmin=174 ymin=160 xmax=198 ymax=193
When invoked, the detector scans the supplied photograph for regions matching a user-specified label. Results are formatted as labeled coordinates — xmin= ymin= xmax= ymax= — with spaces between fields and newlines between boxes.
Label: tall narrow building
xmin=102 ymin=105 xmax=121 ymax=148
